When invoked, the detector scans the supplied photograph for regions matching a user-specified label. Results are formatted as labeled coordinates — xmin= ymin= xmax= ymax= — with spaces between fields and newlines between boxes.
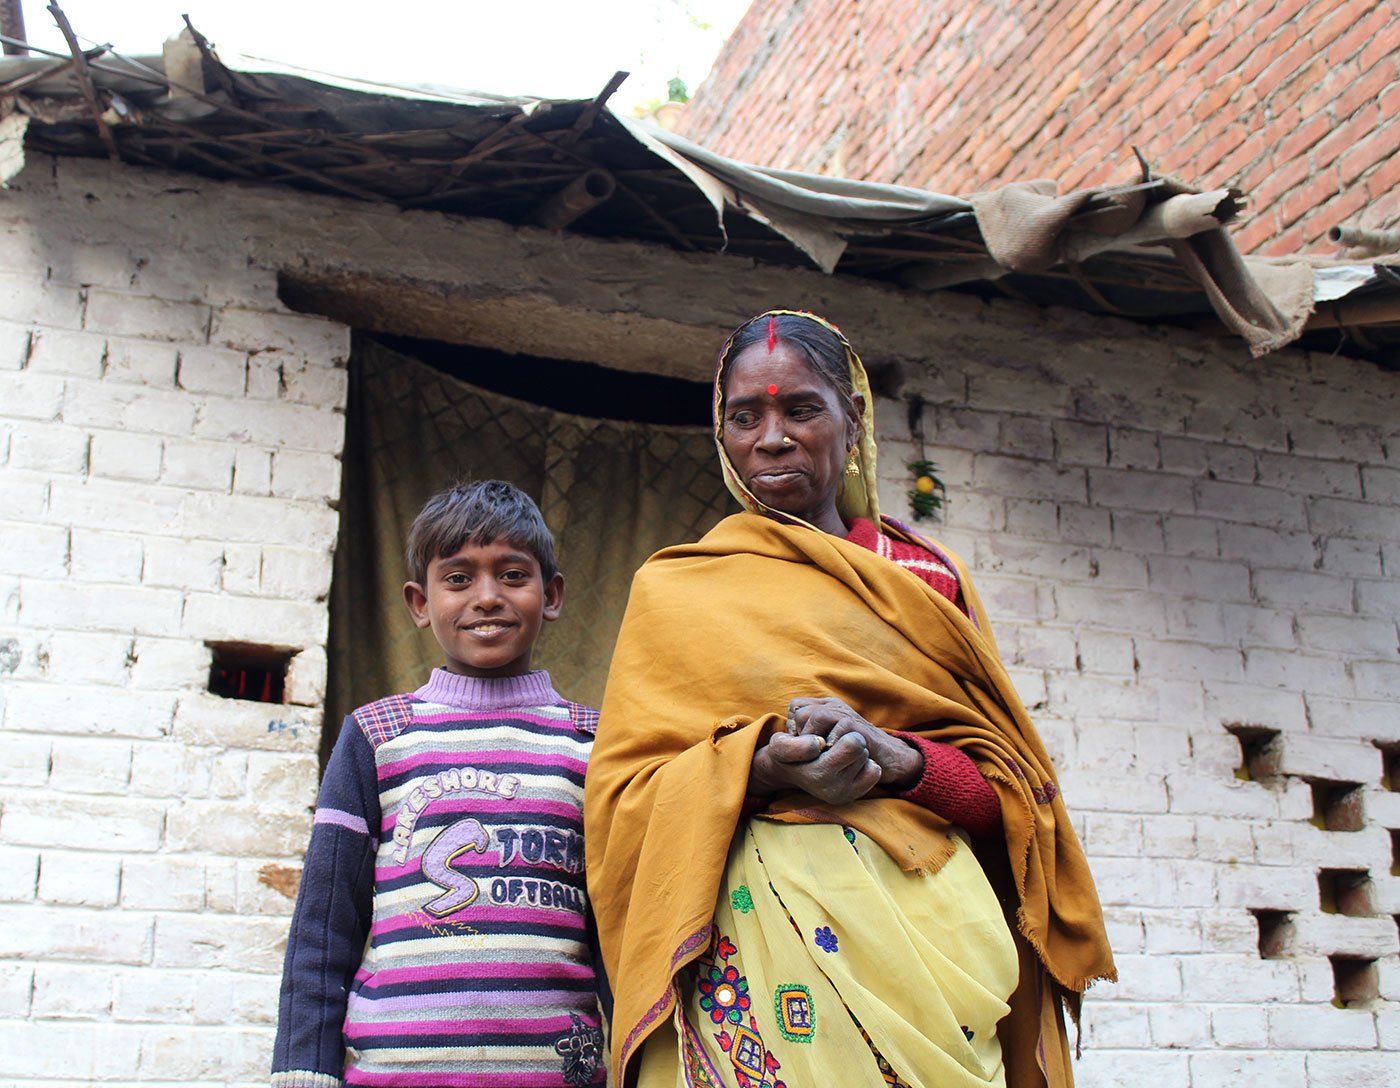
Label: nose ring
xmin=781 ymin=435 xmax=794 ymax=446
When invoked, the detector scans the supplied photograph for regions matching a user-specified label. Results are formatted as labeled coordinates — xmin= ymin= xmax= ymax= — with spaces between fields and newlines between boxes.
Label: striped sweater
xmin=272 ymin=669 xmax=604 ymax=1088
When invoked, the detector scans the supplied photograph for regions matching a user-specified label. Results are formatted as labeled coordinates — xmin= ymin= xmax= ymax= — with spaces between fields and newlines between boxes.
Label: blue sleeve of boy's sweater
xmin=271 ymin=716 xmax=379 ymax=1087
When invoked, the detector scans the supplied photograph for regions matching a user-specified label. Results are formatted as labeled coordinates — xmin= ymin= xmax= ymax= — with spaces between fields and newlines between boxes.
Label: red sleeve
xmin=894 ymin=733 xmax=1001 ymax=838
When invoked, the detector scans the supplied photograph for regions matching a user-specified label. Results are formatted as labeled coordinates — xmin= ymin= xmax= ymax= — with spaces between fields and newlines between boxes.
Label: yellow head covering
xmin=713 ymin=309 xmax=881 ymax=527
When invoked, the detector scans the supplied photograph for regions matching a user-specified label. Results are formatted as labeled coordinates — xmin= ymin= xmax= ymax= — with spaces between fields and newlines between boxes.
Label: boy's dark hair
xmin=405 ymin=480 xmax=559 ymax=585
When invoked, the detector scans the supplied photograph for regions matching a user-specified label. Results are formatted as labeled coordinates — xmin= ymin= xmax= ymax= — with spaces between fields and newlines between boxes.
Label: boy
xmin=272 ymin=480 xmax=605 ymax=1088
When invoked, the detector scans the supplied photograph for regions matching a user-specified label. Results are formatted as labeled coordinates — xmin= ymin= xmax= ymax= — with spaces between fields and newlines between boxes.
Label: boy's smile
xmin=403 ymin=539 xmax=564 ymax=678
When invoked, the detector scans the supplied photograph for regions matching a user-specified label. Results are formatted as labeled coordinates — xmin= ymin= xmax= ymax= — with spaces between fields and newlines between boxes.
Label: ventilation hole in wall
xmin=1250 ymin=909 xmax=1294 ymax=959
xmin=1381 ymin=744 xmax=1400 ymax=791
xmin=1391 ymin=831 xmax=1400 ymax=878
xmin=1330 ymin=956 xmax=1379 ymax=1008
xmin=1318 ymin=869 xmax=1375 ymax=917
xmin=207 ymin=642 xmax=294 ymax=703
xmin=1308 ymin=780 xmax=1366 ymax=832
xmin=1225 ymin=724 xmax=1282 ymax=781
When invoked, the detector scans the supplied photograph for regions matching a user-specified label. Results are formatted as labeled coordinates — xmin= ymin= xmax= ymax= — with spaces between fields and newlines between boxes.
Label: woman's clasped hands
xmin=748 ymin=696 xmax=923 ymax=803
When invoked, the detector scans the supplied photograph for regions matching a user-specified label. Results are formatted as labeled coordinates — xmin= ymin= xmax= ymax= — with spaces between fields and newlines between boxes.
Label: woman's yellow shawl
xmin=585 ymin=513 xmax=1116 ymax=1087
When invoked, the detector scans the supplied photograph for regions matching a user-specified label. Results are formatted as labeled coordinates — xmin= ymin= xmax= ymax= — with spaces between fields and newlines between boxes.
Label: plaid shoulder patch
xmin=352 ymin=693 xmax=417 ymax=748
xmin=567 ymin=701 xmax=600 ymax=735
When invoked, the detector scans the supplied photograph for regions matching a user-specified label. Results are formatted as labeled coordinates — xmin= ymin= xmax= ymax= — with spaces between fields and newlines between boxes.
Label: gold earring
xmin=845 ymin=449 xmax=861 ymax=476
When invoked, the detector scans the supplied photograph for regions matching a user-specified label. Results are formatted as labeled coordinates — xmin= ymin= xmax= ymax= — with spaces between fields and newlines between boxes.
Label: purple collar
xmin=415 ymin=668 xmax=562 ymax=711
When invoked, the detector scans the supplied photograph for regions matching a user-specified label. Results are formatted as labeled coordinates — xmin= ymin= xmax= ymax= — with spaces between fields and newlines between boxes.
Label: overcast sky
xmin=14 ymin=0 xmax=751 ymax=110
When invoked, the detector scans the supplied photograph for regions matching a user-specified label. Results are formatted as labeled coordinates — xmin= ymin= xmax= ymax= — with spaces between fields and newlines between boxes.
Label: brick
xmin=33 ymin=962 xmax=116 ymax=1019
xmin=120 ymin=856 xmax=206 ymax=912
xmin=270 ymin=449 xmax=342 ymax=502
xmin=0 ymin=272 xmax=85 ymax=329
xmin=278 ymin=354 xmax=349 ymax=409
xmin=27 ymin=327 xmax=106 ymax=377
xmin=1161 ymin=515 xmax=1220 ymax=558
xmin=0 ymin=318 xmax=30 ymax=370
xmin=221 ymin=550 xmax=271 ymax=609
xmin=0 ymin=845 xmax=39 ymax=901
xmin=1218 ymin=523 xmax=1316 ymax=567
xmin=1306 ymin=1052 xmax=1400 ymax=1088
xmin=129 ymin=741 xmax=220 ymax=800
xmin=246 ymin=751 xmax=319 ymax=807
xmin=137 ymin=1022 xmax=274 ymax=1081
xmin=0 ymin=520 xmax=69 ymax=578
xmin=210 ymin=307 xmax=349 ymax=362
xmin=172 ymin=694 xmax=320 ymax=754
xmin=69 ymin=527 xmax=145 ymax=584
xmin=232 ymin=446 xmax=274 ymax=495
xmin=261 ymin=546 xmax=333 ymax=603
xmin=84 ymin=290 xmax=210 ymax=344
xmin=89 ymin=429 xmax=164 ymax=482
xmin=62 ymin=379 xmax=197 ymax=437
xmin=1163 ymin=597 xmax=1226 ymax=642
xmin=194 ymin=395 xmax=345 ymax=454
xmin=1148 ymin=556 xmax=1251 ymax=601
xmin=2 ymin=793 xmax=166 ymax=852
xmin=104 ymin=336 xmax=178 ymax=386
xmin=0 ymin=369 xmax=64 ymax=420
xmin=1190 ymin=1051 xmax=1308 ymax=1085
xmin=38 ymin=851 xmax=122 ymax=907
xmin=1 ymin=1021 xmax=143 ymax=1078
xmin=7 ymin=420 xmax=89 ymax=475
xmin=190 ymin=970 xmax=279 ymax=1026
xmin=1242 ymin=648 xmax=1350 ymax=696
xmin=1150 ymin=1002 xmax=1211 ymax=1048
xmin=111 ymin=968 xmax=195 ymax=1023
xmin=1296 ymin=613 xmax=1397 ymax=657
xmin=1360 ymin=464 xmax=1400 ymax=504
xmin=1251 ymin=569 xmax=1353 ymax=612
xmin=161 ymin=438 xmax=235 ymax=491
xmin=1220 ymin=604 xmax=1297 ymax=648
xmin=141 ymin=537 xmax=224 ymax=592
xmin=1082 ymin=1000 xmax=1153 ymax=1048
xmin=3 ymin=681 xmax=175 ymax=740
xmin=1318 ymin=537 xmax=1382 ymax=577
xmin=0 ymin=962 xmax=34 ymax=1017
xmin=1353 ymin=659 xmax=1400 ymax=701
xmin=18 ymin=578 xmax=183 ymax=636
xmin=0 ymin=732 xmax=52 ymax=786
xmin=165 ymin=798 xmax=310 ymax=857
xmin=176 ymin=344 xmax=248 ymax=396
xmin=1089 ymin=468 xmax=1195 ymax=513
xmin=0 ymin=904 xmax=153 ymax=965
xmin=128 ymin=636 xmax=210 ymax=690
xmin=1052 ymin=419 xmax=1107 ymax=464
xmin=49 ymin=734 xmax=133 ymax=791
xmin=151 ymin=913 xmax=289 ymax=973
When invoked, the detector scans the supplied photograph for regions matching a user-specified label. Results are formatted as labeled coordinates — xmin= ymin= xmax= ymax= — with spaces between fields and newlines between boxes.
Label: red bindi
xmin=767 ymin=384 xmax=779 ymax=396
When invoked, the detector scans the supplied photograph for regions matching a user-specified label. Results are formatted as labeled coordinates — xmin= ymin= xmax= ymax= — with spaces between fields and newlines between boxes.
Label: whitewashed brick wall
xmin=1 ymin=151 xmax=1396 ymax=1086
xmin=1 ymin=158 xmax=347 ymax=1086
xmin=871 ymin=324 xmax=1400 ymax=1086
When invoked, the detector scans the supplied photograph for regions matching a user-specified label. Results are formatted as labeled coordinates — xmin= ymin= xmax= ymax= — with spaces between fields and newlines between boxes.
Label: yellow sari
xmin=586 ymin=513 xmax=1115 ymax=1088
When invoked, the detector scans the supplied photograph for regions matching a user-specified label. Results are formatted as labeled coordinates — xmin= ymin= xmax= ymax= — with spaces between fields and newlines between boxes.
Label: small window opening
xmin=1308 ymin=780 xmax=1366 ymax=831
xmin=1225 ymin=724 xmax=1282 ymax=781
xmin=1391 ymin=831 xmax=1399 ymax=878
xmin=1330 ymin=956 xmax=1378 ymax=1008
xmin=1381 ymin=744 xmax=1400 ymax=791
xmin=1251 ymin=909 xmax=1294 ymax=959
xmin=207 ymin=642 xmax=294 ymax=703
xmin=1318 ymin=869 xmax=1374 ymax=917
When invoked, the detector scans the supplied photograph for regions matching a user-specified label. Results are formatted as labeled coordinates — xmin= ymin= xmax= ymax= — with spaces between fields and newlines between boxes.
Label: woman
xmin=586 ymin=311 xmax=1115 ymax=1088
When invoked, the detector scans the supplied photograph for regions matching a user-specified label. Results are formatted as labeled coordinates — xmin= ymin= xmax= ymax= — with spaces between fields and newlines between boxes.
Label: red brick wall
xmin=677 ymin=0 xmax=1398 ymax=256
